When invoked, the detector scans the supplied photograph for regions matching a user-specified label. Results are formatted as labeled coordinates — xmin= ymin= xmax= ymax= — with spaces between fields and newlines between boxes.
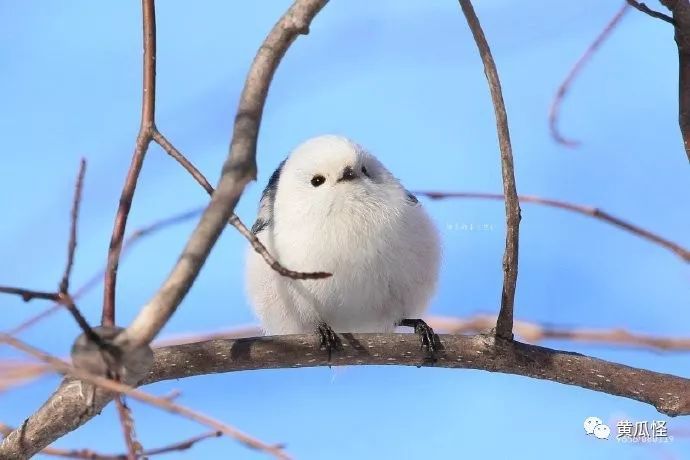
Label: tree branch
xmin=416 ymin=191 xmax=690 ymax=263
xmin=627 ymin=0 xmax=675 ymax=24
xmin=113 ymin=397 xmax=139 ymax=460
xmin=660 ymin=0 xmax=690 ymax=162
xmin=458 ymin=0 xmax=521 ymax=340
xmin=60 ymin=158 xmax=86 ymax=295
xmin=103 ymin=0 xmax=157 ymax=327
xmin=7 ymin=315 xmax=690 ymax=393
xmin=428 ymin=315 xmax=690 ymax=351
xmin=3 ymin=332 xmax=689 ymax=458
xmin=146 ymin=334 xmax=690 ymax=417
xmin=0 ymin=423 xmax=221 ymax=460
xmin=151 ymin=130 xmax=331 ymax=280
xmin=549 ymin=2 xmax=630 ymax=147
xmin=121 ymin=0 xmax=328 ymax=349
xmin=0 ymin=335 xmax=288 ymax=459
xmin=6 ymin=208 xmax=203 ymax=336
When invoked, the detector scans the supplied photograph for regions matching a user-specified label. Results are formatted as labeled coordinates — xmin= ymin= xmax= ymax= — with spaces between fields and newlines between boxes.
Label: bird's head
xmin=274 ymin=135 xmax=404 ymax=224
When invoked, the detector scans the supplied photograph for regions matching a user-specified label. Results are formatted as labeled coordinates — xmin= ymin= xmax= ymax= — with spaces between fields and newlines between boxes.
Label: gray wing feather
xmin=251 ymin=159 xmax=286 ymax=234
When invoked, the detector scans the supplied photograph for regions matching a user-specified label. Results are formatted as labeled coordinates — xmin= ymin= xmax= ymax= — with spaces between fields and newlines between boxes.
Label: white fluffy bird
xmin=245 ymin=135 xmax=441 ymax=351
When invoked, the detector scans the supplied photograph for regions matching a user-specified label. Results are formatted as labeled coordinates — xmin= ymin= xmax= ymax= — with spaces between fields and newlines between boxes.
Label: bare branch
xmin=6 ymin=208 xmax=202 ymax=337
xmin=627 ymin=0 xmax=675 ymax=24
xmin=103 ymin=0 xmax=157 ymax=327
xmin=0 ymin=361 xmax=50 ymax=392
xmin=427 ymin=315 xmax=690 ymax=351
xmin=145 ymin=334 xmax=690 ymax=417
xmin=133 ymin=430 xmax=222 ymax=457
xmin=60 ymin=158 xmax=86 ymax=295
xmin=1 ymin=423 xmax=222 ymax=459
xmin=660 ymin=0 xmax=690 ymax=162
xmin=151 ymin=130 xmax=214 ymax=194
xmin=8 ymin=315 xmax=690 ymax=393
xmin=0 ymin=286 xmax=59 ymax=302
xmin=549 ymin=3 xmax=630 ymax=147
xmin=0 ymin=334 xmax=289 ymax=459
xmin=416 ymin=191 xmax=690 ymax=263
xmin=151 ymin=130 xmax=331 ymax=280
xmin=154 ymin=318 xmax=690 ymax=353
xmin=458 ymin=0 xmax=521 ymax=340
xmin=0 ymin=160 xmax=101 ymax=346
xmin=122 ymin=0 xmax=329 ymax=349
xmin=113 ymin=397 xmax=139 ymax=460
xmin=3 ymin=331 xmax=689 ymax=458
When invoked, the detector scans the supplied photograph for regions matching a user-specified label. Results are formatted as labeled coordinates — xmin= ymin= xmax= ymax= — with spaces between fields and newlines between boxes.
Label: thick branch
xmin=458 ymin=0 xmax=521 ymax=340
xmin=122 ymin=0 xmax=328 ymax=349
xmin=3 ymin=333 xmax=689 ymax=458
xmin=660 ymin=0 xmax=690 ymax=162
xmin=147 ymin=335 xmax=690 ymax=417
xmin=7 ymin=316 xmax=690 ymax=393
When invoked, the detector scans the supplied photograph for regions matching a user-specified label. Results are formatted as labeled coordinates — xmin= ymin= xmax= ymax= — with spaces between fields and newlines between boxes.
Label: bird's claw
xmin=317 ymin=322 xmax=341 ymax=361
xmin=399 ymin=318 xmax=438 ymax=355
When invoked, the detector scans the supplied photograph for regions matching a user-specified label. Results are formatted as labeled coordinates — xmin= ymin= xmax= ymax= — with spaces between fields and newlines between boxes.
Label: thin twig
xmin=549 ymin=2 xmax=630 ymax=147
xmin=458 ymin=0 xmax=521 ymax=340
xmin=103 ymin=0 xmax=157 ymax=327
xmin=60 ymin=158 xmax=86 ymax=294
xmin=113 ymin=397 xmax=139 ymax=460
xmin=1 ymin=422 xmax=222 ymax=459
xmin=0 ymin=287 xmax=59 ymax=302
xmin=426 ymin=315 xmax=690 ymax=351
xmin=416 ymin=191 xmax=690 ymax=263
xmin=0 ymin=160 xmax=101 ymax=345
xmin=627 ymin=0 xmax=675 ymax=24
xmin=6 ymin=208 xmax=202 ymax=336
xmin=0 ymin=334 xmax=290 ymax=459
xmin=135 ymin=430 xmax=222 ymax=456
xmin=0 ymin=361 xmax=50 ymax=392
xmin=122 ymin=0 xmax=329 ymax=349
xmin=151 ymin=130 xmax=214 ymax=194
xmin=151 ymin=130 xmax=331 ymax=279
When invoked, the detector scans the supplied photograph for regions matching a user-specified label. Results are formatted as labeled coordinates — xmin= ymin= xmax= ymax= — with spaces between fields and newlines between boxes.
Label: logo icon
xmin=593 ymin=424 xmax=611 ymax=439
xmin=584 ymin=416 xmax=610 ymax=440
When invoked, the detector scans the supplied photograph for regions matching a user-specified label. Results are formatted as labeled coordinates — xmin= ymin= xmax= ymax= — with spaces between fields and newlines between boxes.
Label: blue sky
xmin=1 ymin=0 xmax=689 ymax=458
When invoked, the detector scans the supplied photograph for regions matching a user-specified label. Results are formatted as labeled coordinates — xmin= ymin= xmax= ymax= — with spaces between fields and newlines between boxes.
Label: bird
xmin=245 ymin=135 xmax=441 ymax=354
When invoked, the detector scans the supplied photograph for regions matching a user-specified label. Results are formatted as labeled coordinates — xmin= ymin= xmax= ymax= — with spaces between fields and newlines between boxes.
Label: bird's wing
xmin=405 ymin=190 xmax=420 ymax=206
xmin=251 ymin=159 xmax=287 ymax=234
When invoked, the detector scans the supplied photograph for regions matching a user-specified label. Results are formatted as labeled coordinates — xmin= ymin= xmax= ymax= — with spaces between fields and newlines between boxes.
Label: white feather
xmin=245 ymin=135 xmax=441 ymax=334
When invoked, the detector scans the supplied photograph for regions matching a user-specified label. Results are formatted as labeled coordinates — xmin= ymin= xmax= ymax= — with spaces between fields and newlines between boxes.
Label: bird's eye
xmin=311 ymin=175 xmax=325 ymax=187
xmin=361 ymin=166 xmax=369 ymax=177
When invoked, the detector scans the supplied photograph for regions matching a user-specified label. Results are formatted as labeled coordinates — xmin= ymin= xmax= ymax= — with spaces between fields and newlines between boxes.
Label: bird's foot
xmin=317 ymin=322 xmax=342 ymax=361
xmin=399 ymin=318 xmax=438 ymax=355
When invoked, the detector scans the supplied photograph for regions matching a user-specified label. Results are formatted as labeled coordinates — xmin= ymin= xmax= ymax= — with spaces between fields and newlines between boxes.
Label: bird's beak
xmin=337 ymin=165 xmax=358 ymax=182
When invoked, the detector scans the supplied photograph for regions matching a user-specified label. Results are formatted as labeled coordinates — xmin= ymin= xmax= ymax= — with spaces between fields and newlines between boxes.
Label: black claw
xmin=399 ymin=319 xmax=438 ymax=355
xmin=317 ymin=323 xmax=341 ymax=361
